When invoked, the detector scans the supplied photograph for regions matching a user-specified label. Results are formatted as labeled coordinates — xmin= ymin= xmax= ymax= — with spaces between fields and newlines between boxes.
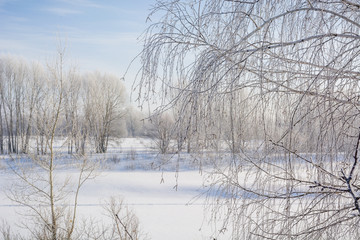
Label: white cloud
xmin=56 ymin=0 xmax=104 ymax=9
xmin=43 ymin=7 xmax=82 ymax=16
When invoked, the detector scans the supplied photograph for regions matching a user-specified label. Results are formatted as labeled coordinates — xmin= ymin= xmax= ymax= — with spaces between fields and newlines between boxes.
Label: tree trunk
xmin=0 ymin=108 xmax=3 ymax=154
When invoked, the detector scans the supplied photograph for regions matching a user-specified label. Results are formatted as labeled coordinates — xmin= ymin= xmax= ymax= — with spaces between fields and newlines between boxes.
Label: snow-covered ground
xmin=0 ymin=138 xmax=230 ymax=240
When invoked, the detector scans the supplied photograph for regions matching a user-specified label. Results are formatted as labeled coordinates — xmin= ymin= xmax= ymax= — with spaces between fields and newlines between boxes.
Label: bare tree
xmin=0 ymin=56 xmax=46 ymax=155
xmin=0 ymin=56 xmax=19 ymax=154
xmin=0 ymin=57 xmax=4 ymax=154
xmin=125 ymin=106 xmax=146 ymax=137
xmin=149 ymin=112 xmax=175 ymax=154
xmin=63 ymin=69 xmax=82 ymax=154
xmin=84 ymin=72 xmax=126 ymax=153
xmin=21 ymin=61 xmax=44 ymax=153
xmin=138 ymin=0 xmax=360 ymax=238
xmin=5 ymin=45 xmax=97 ymax=240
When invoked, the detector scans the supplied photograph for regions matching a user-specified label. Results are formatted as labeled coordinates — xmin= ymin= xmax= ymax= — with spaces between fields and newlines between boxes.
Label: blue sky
xmin=0 ymin=0 xmax=155 ymax=91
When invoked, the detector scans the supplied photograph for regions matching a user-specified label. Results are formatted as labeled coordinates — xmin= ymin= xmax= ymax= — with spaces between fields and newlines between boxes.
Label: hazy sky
xmin=0 ymin=0 xmax=155 ymax=91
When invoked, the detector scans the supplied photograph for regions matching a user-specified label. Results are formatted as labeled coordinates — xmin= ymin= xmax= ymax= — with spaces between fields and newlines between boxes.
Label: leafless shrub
xmin=148 ymin=113 xmax=175 ymax=154
xmin=103 ymin=197 xmax=145 ymax=240
xmin=0 ymin=221 xmax=19 ymax=240
xmin=72 ymin=197 xmax=145 ymax=240
xmin=109 ymin=154 xmax=121 ymax=164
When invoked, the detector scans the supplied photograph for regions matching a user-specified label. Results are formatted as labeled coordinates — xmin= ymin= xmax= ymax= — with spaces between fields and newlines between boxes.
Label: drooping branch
xmin=311 ymin=129 xmax=360 ymax=215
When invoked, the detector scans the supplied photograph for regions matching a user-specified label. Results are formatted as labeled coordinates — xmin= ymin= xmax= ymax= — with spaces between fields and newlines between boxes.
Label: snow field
xmin=0 ymin=138 xmax=231 ymax=239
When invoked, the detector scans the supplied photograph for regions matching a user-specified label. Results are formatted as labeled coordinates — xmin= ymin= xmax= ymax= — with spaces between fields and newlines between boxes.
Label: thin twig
xmin=115 ymin=214 xmax=135 ymax=240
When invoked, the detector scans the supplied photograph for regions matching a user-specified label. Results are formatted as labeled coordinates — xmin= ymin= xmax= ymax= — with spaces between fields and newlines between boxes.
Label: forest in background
xmin=0 ymin=54 xmax=151 ymax=155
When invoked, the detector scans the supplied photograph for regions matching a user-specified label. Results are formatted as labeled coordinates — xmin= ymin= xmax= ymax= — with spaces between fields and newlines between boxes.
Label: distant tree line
xmin=0 ymin=55 xmax=145 ymax=155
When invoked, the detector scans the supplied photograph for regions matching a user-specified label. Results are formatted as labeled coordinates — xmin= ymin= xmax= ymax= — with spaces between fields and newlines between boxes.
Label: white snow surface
xmin=0 ymin=138 xmax=230 ymax=240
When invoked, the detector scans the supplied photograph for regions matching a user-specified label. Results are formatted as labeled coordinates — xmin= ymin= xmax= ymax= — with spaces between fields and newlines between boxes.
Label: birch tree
xmin=84 ymin=72 xmax=126 ymax=153
xmin=0 ymin=57 xmax=19 ymax=154
xmin=149 ymin=112 xmax=175 ymax=154
xmin=139 ymin=0 xmax=360 ymax=238
xmin=63 ymin=69 xmax=82 ymax=154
